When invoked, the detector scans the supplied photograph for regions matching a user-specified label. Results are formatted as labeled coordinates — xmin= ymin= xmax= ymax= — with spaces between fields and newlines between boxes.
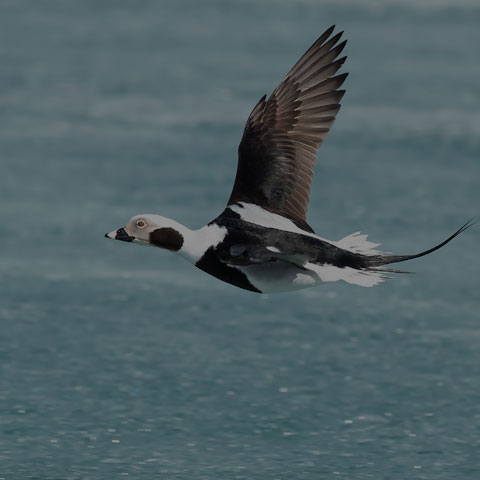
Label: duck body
xmin=191 ymin=203 xmax=386 ymax=293
xmin=105 ymin=26 xmax=475 ymax=294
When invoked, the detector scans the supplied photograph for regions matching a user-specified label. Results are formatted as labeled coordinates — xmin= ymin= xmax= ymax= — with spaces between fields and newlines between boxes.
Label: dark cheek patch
xmin=150 ymin=228 xmax=184 ymax=251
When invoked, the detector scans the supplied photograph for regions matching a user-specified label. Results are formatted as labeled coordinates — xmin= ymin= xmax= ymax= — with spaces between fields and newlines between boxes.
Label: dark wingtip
xmin=316 ymin=25 xmax=336 ymax=46
xmin=334 ymin=72 xmax=349 ymax=88
xmin=330 ymin=31 xmax=344 ymax=46
xmin=336 ymin=39 xmax=348 ymax=53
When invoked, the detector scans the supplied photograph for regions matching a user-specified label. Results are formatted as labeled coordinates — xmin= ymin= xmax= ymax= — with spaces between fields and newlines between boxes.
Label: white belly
xmin=238 ymin=262 xmax=322 ymax=293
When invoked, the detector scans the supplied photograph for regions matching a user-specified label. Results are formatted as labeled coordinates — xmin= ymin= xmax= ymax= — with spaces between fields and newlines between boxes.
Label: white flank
xmin=238 ymin=262 xmax=319 ymax=293
xmin=237 ymin=260 xmax=385 ymax=292
xmin=305 ymin=262 xmax=385 ymax=287
xmin=294 ymin=272 xmax=317 ymax=287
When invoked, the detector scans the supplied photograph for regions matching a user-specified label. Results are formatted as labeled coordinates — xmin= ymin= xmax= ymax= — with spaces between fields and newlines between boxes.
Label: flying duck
xmin=106 ymin=26 xmax=476 ymax=294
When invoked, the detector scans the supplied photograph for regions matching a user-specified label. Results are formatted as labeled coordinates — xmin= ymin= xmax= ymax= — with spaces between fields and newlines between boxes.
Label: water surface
xmin=1 ymin=1 xmax=479 ymax=478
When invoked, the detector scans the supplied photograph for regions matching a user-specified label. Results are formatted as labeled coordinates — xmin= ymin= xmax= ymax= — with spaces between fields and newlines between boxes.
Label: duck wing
xmin=228 ymin=25 xmax=348 ymax=233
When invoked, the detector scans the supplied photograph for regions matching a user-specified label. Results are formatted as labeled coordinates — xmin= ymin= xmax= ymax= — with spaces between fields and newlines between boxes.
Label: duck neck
xmin=177 ymin=223 xmax=228 ymax=264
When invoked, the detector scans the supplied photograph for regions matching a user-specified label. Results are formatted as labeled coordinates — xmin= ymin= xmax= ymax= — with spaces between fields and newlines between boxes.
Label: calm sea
xmin=1 ymin=1 xmax=479 ymax=478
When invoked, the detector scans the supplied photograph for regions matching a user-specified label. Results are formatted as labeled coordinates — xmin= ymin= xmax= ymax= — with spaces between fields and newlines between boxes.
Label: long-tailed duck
xmin=106 ymin=26 xmax=476 ymax=294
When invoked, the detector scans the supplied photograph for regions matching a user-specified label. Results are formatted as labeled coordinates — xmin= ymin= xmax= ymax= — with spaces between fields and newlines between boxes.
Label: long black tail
xmin=370 ymin=217 xmax=478 ymax=269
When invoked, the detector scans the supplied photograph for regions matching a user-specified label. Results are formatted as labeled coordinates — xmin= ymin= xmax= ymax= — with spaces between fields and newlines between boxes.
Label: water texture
xmin=1 ymin=1 xmax=479 ymax=478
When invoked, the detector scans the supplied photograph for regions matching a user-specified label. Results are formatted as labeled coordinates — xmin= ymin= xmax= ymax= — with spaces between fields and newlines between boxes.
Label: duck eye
xmin=136 ymin=219 xmax=146 ymax=228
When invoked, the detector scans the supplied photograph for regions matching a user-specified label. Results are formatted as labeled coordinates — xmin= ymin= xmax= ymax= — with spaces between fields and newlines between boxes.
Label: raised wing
xmin=228 ymin=26 xmax=348 ymax=232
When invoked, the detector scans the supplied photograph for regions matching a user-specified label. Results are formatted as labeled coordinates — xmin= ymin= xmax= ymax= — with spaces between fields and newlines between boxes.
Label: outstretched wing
xmin=228 ymin=26 xmax=348 ymax=232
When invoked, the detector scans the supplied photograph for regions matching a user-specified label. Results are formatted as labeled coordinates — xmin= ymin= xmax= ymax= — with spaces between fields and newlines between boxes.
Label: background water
xmin=1 ymin=1 xmax=479 ymax=478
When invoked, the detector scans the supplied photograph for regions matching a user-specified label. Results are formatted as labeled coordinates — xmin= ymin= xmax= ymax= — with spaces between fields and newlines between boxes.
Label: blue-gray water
xmin=1 ymin=1 xmax=479 ymax=478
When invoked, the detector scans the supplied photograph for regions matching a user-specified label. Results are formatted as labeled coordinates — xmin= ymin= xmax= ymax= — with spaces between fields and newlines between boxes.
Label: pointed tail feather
xmin=371 ymin=217 xmax=479 ymax=268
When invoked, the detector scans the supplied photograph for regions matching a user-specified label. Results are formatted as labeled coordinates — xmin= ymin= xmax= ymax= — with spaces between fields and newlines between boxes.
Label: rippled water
xmin=1 ymin=1 xmax=479 ymax=478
